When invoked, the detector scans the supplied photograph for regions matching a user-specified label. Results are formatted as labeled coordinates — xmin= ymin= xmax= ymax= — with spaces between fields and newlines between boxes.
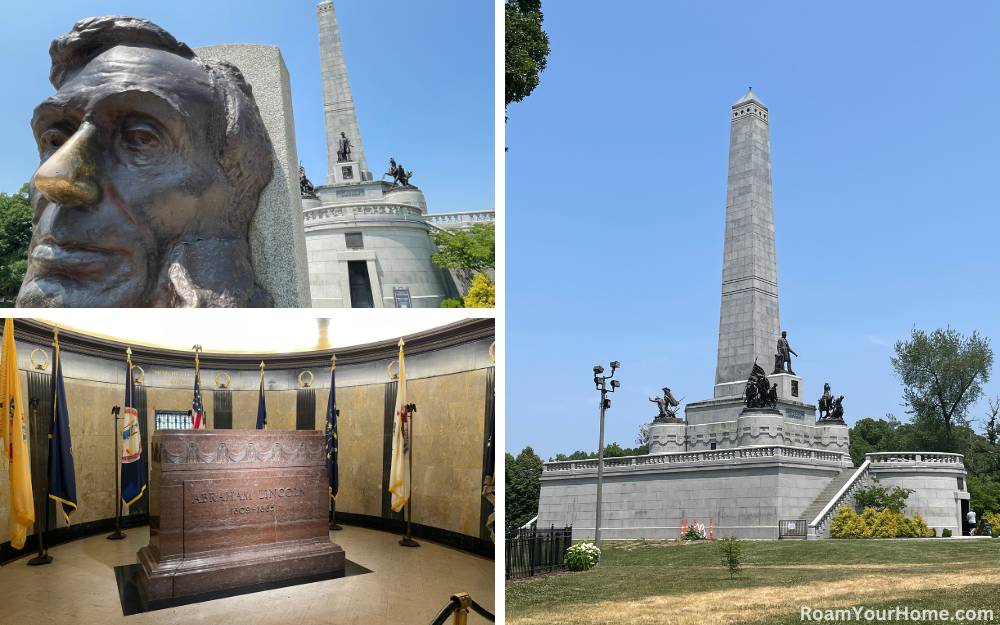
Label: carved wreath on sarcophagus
xmin=157 ymin=441 xmax=325 ymax=464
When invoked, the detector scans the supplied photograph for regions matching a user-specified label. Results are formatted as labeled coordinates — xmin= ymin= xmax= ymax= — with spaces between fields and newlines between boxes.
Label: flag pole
xmin=38 ymin=326 xmax=59 ymax=564
xmin=260 ymin=361 xmax=266 ymax=430
xmin=27 ymin=396 xmax=51 ymax=565
xmin=107 ymin=401 xmax=125 ymax=540
xmin=330 ymin=354 xmax=342 ymax=531
xmin=192 ymin=345 xmax=202 ymax=428
xmin=398 ymin=339 xmax=419 ymax=548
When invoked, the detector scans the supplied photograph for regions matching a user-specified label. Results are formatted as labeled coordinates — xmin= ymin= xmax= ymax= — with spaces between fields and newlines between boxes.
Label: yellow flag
xmin=388 ymin=339 xmax=409 ymax=512
xmin=2 ymin=320 xmax=34 ymax=549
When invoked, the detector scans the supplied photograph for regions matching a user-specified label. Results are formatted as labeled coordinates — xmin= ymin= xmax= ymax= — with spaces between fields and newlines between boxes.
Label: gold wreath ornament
xmin=387 ymin=360 xmax=399 ymax=380
xmin=30 ymin=348 xmax=50 ymax=371
xmin=299 ymin=371 xmax=314 ymax=388
xmin=215 ymin=372 xmax=231 ymax=389
xmin=131 ymin=364 xmax=145 ymax=384
xmin=489 ymin=341 xmax=495 ymax=363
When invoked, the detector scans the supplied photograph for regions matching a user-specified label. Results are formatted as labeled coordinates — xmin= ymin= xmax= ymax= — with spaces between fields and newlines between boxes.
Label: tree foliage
xmin=505 ymin=0 xmax=550 ymax=109
xmin=430 ymin=223 xmax=495 ymax=274
xmin=717 ymin=536 xmax=743 ymax=579
xmin=0 ymin=183 xmax=32 ymax=298
xmin=505 ymin=446 xmax=543 ymax=529
xmin=891 ymin=326 xmax=993 ymax=435
xmin=853 ymin=477 xmax=913 ymax=513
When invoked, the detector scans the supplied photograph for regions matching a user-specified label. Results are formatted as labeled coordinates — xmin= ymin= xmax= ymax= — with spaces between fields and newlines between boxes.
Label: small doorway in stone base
xmin=348 ymin=261 xmax=375 ymax=308
xmin=961 ymin=498 xmax=971 ymax=536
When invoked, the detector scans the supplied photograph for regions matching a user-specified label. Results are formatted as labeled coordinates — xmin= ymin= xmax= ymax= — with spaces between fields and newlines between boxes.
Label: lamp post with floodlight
xmin=593 ymin=361 xmax=620 ymax=561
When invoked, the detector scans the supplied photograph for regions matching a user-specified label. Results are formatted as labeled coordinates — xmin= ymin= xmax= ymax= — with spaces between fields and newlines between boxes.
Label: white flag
xmin=389 ymin=339 xmax=410 ymax=512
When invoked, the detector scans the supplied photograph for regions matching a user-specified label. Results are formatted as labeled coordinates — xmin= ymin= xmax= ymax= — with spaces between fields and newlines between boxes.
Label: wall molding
xmin=2 ymin=318 xmax=494 ymax=371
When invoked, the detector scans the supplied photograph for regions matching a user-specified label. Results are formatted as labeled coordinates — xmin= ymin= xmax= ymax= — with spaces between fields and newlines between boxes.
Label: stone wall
xmin=538 ymin=460 xmax=844 ymax=540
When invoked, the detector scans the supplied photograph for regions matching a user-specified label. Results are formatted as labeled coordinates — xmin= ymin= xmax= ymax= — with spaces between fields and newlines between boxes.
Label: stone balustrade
xmin=425 ymin=210 xmax=496 ymax=231
xmin=867 ymin=452 xmax=964 ymax=465
xmin=303 ymin=202 xmax=425 ymax=224
xmin=542 ymin=445 xmax=848 ymax=474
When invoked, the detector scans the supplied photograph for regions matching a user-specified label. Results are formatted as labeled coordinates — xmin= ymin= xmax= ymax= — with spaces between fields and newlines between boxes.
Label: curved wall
xmin=0 ymin=319 xmax=494 ymax=561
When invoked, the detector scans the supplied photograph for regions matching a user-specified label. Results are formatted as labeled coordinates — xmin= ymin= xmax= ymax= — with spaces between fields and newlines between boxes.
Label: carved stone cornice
xmin=0 ymin=318 xmax=493 ymax=371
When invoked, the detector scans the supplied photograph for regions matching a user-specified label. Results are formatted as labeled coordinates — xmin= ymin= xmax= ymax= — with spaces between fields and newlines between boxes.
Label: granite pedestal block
xmin=649 ymin=421 xmax=686 ymax=454
xmin=138 ymin=430 xmax=345 ymax=600
xmin=736 ymin=409 xmax=785 ymax=447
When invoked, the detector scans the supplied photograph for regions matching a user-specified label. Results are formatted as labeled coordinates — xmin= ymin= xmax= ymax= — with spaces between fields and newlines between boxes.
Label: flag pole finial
xmin=126 ymin=347 xmax=132 ymax=357
xmin=398 ymin=338 xmax=405 ymax=349
xmin=331 ymin=354 xmax=337 ymax=371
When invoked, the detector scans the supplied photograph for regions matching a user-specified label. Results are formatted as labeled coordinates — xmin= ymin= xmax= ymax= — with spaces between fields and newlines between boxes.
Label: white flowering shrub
xmin=564 ymin=542 xmax=601 ymax=571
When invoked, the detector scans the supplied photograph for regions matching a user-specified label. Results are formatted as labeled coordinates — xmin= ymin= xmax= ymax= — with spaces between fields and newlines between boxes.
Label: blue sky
xmin=0 ymin=0 xmax=493 ymax=214
xmin=506 ymin=1 xmax=1000 ymax=460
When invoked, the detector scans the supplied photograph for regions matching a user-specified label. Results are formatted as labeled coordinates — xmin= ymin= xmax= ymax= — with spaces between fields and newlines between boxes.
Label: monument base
xmin=649 ymin=420 xmax=686 ymax=454
xmin=138 ymin=537 xmax=344 ymax=600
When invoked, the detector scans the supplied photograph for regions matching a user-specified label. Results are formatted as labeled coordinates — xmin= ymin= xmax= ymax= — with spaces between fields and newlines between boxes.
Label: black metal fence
xmin=505 ymin=525 xmax=572 ymax=580
xmin=779 ymin=519 xmax=807 ymax=538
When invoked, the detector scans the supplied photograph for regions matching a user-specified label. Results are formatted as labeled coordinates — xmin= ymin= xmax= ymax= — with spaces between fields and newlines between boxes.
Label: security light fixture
xmin=593 ymin=365 xmax=604 ymax=375
xmin=610 ymin=361 xmax=621 ymax=370
xmin=610 ymin=379 xmax=620 ymax=389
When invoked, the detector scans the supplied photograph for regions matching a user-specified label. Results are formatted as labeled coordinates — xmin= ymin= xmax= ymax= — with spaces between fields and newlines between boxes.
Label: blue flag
xmin=49 ymin=342 xmax=77 ymax=524
xmin=483 ymin=395 xmax=495 ymax=542
xmin=121 ymin=353 xmax=146 ymax=507
xmin=255 ymin=372 xmax=267 ymax=430
xmin=326 ymin=366 xmax=339 ymax=500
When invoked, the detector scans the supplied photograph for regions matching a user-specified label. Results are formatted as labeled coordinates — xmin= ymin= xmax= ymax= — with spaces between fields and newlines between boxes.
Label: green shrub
xmin=717 ymin=536 xmax=743 ymax=580
xmin=441 ymin=297 xmax=464 ymax=308
xmin=942 ymin=528 xmax=953 ymax=538
xmin=830 ymin=506 xmax=933 ymax=538
xmin=854 ymin=477 xmax=914 ymax=513
xmin=464 ymin=272 xmax=495 ymax=308
xmin=564 ymin=542 xmax=601 ymax=571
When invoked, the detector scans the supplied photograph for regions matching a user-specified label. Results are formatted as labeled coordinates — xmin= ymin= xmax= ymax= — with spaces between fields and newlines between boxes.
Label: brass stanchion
xmin=107 ymin=405 xmax=125 ymax=540
xmin=451 ymin=593 xmax=472 ymax=625
xmin=27 ymin=397 xmax=51 ymax=566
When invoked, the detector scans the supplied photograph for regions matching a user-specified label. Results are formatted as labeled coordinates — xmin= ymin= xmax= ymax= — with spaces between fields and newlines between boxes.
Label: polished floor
xmin=0 ymin=525 xmax=495 ymax=625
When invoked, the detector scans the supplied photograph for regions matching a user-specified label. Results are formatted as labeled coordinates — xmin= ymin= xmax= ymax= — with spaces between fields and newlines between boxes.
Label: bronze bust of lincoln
xmin=18 ymin=16 xmax=275 ymax=307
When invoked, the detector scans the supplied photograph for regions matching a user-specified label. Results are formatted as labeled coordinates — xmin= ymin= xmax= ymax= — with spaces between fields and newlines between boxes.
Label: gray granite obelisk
xmin=317 ymin=1 xmax=369 ymax=183
xmin=714 ymin=89 xmax=780 ymax=398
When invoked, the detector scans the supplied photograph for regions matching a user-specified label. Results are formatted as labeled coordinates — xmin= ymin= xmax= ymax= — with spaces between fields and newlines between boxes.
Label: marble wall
xmin=0 ymin=359 xmax=491 ymax=546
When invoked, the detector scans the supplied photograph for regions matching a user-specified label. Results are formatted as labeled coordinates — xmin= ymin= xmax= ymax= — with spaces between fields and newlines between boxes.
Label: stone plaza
xmin=537 ymin=90 xmax=969 ymax=540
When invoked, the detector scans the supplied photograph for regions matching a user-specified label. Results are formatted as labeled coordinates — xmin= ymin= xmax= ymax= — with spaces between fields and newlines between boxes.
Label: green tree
xmin=848 ymin=416 xmax=903 ymax=466
xmin=0 ymin=183 xmax=32 ymax=298
xmin=891 ymin=326 xmax=993 ymax=438
xmin=430 ymin=223 xmax=495 ymax=275
xmin=853 ymin=477 xmax=914 ymax=513
xmin=717 ymin=536 xmax=743 ymax=580
xmin=968 ymin=475 xmax=1000 ymax=514
xmin=505 ymin=446 xmax=543 ymax=529
xmin=505 ymin=0 xmax=550 ymax=110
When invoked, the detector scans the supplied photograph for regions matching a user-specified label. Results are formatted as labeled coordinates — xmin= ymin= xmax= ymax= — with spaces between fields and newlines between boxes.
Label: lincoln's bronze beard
xmin=18 ymin=28 xmax=273 ymax=308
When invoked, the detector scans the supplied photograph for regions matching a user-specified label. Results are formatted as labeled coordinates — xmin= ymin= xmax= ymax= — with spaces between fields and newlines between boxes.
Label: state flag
xmin=121 ymin=352 xmax=146 ymax=507
xmin=326 ymin=364 xmax=339 ymax=501
xmin=1 ymin=320 xmax=33 ymax=549
xmin=49 ymin=337 xmax=77 ymax=524
xmin=389 ymin=340 xmax=411 ymax=512
xmin=256 ymin=367 xmax=267 ymax=430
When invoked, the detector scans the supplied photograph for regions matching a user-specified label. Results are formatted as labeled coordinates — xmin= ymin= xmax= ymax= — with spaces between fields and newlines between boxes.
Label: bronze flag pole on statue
xmin=107 ymin=403 xmax=125 ymax=540
xmin=27 ymin=397 xmax=51 ymax=565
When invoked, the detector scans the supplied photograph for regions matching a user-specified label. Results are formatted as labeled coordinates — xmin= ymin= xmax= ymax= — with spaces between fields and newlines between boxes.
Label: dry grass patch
xmin=507 ymin=569 xmax=1000 ymax=625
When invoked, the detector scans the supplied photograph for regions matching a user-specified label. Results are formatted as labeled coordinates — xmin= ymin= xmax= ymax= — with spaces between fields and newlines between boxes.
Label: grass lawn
xmin=506 ymin=538 xmax=1000 ymax=625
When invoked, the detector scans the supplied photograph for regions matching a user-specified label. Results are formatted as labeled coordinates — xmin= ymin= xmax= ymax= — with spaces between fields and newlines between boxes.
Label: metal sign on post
xmin=393 ymin=287 xmax=412 ymax=308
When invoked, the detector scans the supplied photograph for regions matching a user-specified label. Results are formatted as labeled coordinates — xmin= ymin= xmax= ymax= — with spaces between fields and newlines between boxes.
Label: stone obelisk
xmin=714 ymin=89 xmax=781 ymax=398
xmin=317 ymin=1 xmax=369 ymax=183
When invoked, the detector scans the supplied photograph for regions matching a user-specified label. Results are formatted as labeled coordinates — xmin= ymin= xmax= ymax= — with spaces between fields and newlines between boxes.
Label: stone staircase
xmin=800 ymin=468 xmax=856 ymax=526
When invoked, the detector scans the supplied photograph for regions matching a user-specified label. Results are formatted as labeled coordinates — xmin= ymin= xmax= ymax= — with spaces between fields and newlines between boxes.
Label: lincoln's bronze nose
xmin=33 ymin=123 xmax=102 ymax=207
